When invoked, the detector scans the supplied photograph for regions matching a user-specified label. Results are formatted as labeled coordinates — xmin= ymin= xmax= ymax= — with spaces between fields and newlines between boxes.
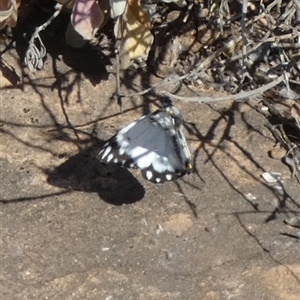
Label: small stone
xmin=269 ymin=148 xmax=286 ymax=159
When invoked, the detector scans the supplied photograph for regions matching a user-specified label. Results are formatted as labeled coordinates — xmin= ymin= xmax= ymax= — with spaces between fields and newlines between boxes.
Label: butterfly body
xmin=97 ymin=104 xmax=192 ymax=183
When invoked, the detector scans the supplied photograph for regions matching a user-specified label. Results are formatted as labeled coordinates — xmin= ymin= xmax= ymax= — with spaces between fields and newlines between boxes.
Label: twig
xmin=25 ymin=0 xmax=73 ymax=71
xmin=191 ymin=36 xmax=243 ymax=75
xmin=115 ymin=47 xmax=122 ymax=112
xmin=119 ymin=73 xmax=190 ymax=98
xmin=183 ymin=1 xmax=194 ymax=23
xmin=265 ymin=0 xmax=282 ymax=13
xmin=266 ymin=123 xmax=300 ymax=181
xmin=240 ymin=0 xmax=250 ymax=84
xmin=293 ymin=0 xmax=300 ymax=22
xmin=163 ymin=74 xmax=285 ymax=103
xmin=220 ymin=31 xmax=300 ymax=65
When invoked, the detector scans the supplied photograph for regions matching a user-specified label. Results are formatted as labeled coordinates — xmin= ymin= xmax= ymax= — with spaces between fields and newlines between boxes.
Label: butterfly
xmin=97 ymin=102 xmax=193 ymax=183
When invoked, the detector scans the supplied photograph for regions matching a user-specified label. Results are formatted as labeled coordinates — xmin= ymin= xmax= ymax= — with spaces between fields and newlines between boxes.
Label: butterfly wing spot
xmin=107 ymin=153 xmax=114 ymax=162
xmin=146 ymin=170 xmax=153 ymax=180
xmin=100 ymin=145 xmax=112 ymax=159
xmin=119 ymin=147 xmax=125 ymax=155
xmin=155 ymin=177 xmax=161 ymax=183
xmin=113 ymin=158 xmax=118 ymax=163
xmin=165 ymin=174 xmax=172 ymax=181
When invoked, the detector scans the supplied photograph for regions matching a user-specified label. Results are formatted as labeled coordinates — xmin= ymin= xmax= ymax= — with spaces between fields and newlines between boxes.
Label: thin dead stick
xmin=114 ymin=15 xmax=123 ymax=112
xmin=241 ymin=0 xmax=248 ymax=62
xmin=265 ymin=0 xmax=282 ymax=13
xmin=163 ymin=74 xmax=285 ymax=103
xmin=191 ymin=36 xmax=243 ymax=75
xmin=225 ymin=9 xmax=269 ymax=28
xmin=25 ymin=0 xmax=73 ymax=71
xmin=115 ymin=48 xmax=122 ymax=111
xmin=194 ymin=2 xmax=298 ymax=75
xmin=220 ymin=31 xmax=300 ymax=66
xmin=276 ymin=1 xmax=295 ymax=24
xmin=293 ymin=0 xmax=300 ymax=22
xmin=28 ymin=1 xmax=73 ymax=45
xmin=183 ymin=1 xmax=194 ymax=23
xmin=197 ymin=5 xmax=277 ymax=72
xmin=240 ymin=0 xmax=252 ymax=83
xmin=119 ymin=73 xmax=190 ymax=98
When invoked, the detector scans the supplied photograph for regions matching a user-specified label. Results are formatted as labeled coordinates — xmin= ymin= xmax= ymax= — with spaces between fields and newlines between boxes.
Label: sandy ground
xmin=1 ymin=16 xmax=300 ymax=300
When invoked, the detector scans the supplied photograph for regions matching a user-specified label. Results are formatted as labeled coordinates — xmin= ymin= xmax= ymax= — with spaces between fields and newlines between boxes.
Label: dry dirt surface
xmin=1 ymin=26 xmax=300 ymax=300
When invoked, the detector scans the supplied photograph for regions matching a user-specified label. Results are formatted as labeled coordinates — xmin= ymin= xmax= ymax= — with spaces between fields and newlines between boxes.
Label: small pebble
xmin=269 ymin=148 xmax=286 ymax=159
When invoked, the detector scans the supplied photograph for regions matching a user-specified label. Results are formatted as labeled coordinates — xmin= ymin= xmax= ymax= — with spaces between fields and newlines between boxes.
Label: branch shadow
xmin=233 ymin=211 xmax=300 ymax=284
xmin=45 ymin=141 xmax=145 ymax=205
xmin=182 ymin=99 xmax=300 ymax=282
xmin=192 ymin=101 xmax=299 ymax=217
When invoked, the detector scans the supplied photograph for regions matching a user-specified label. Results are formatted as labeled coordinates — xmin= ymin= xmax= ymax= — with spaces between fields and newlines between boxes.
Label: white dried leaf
xmin=161 ymin=0 xmax=187 ymax=8
xmin=261 ymin=172 xmax=281 ymax=183
xmin=109 ymin=0 xmax=127 ymax=18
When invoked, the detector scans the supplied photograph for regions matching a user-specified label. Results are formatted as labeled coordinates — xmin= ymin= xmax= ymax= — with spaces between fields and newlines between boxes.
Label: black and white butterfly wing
xmin=97 ymin=105 xmax=192 ymax=183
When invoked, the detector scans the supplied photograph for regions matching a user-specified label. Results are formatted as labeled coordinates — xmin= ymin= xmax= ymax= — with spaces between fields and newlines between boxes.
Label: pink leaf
xmin=71 ymin=0 xmax=104 ymax=40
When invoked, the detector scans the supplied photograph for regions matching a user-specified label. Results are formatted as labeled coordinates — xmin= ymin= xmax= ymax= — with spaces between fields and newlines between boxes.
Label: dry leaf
xmin=71 ymin=0 xmax=104 ymax=40
xmin=116 ymin=0 xmax=154 ymax=69
xmin=109 ymin=0 xmax=126 ymax=18
xmin=161 ymin=0 xmax=187 ymax=8
xmin=65 ymin=0 xmax=110 ymax=47
xmin=0 ymin=0 xmax=20 ymax=29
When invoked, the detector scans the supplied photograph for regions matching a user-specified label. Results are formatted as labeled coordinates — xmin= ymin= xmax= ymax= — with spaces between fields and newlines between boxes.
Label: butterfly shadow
xmin=46 ymin=143 xmax=145 ymax=205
